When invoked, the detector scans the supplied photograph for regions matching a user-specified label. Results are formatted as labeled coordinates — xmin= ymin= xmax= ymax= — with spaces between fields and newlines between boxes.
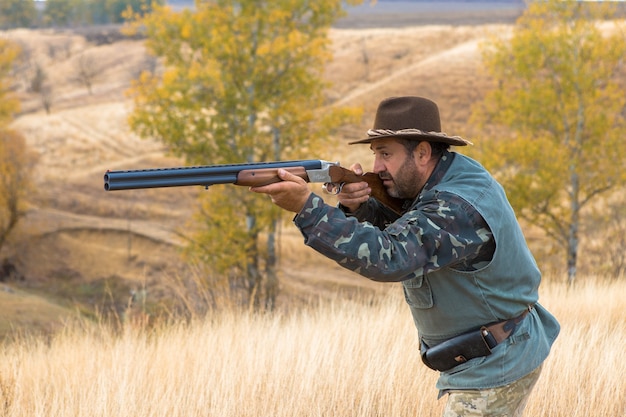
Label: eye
xmin=373 ymin=149 xmax=391 ymax=159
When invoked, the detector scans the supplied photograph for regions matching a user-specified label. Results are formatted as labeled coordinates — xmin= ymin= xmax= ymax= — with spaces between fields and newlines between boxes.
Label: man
xmin=251 ymin=96 xmax=560 ymax=416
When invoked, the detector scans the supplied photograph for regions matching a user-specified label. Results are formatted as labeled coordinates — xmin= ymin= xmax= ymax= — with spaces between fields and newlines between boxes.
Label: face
xmin=370 ymin=138 xmax=434 ymax=200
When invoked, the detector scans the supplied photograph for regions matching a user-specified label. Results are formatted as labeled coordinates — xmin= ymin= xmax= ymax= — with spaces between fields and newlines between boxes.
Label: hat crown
xmin=348 ymin=96 xmax=471 ymax=146
xmin=372 ymin=96 xmax=441 ymax=133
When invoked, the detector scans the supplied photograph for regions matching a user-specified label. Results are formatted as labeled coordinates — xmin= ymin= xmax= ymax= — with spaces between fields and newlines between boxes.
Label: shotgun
xmin=103 ymin=159 xmax=405 ymax=214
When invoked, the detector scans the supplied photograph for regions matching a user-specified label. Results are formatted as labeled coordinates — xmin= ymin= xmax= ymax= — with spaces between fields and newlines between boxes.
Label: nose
xmin=373 ymin=156 xmax=385 ymax=174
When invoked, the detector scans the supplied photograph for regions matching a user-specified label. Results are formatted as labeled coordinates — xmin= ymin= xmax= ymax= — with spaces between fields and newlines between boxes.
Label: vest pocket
xmin=402 ymin=275 xmax=434 ymax=309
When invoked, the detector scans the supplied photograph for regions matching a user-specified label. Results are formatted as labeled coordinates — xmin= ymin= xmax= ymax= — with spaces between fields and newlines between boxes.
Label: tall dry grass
xmin=1 ymin=279 xmax=624 ymax=417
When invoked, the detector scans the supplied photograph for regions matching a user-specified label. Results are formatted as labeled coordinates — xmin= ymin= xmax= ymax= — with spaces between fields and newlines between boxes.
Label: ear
xmin=414 ymin=141 xmax=432 ymax=164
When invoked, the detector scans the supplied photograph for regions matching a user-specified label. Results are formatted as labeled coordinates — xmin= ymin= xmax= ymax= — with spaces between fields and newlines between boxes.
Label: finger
xmin=349 ymin=163 xmax=364 ymax=176
xmin=249 ymin=173 xmax=312 ymax=213
xmin=337 ymin=193 xmax=369 ymax=213
xmin=337 ymin=181 xmax=371 ymax=210
xmin=340 ymin=181 xmax=370 ymax=196
xmin=277 ymin=168 xmax=307 ymax=184
xmin=249 ymin=184 xmax=270 ymax=194
xmin=250 ymin=169 xmax=303 ymax=194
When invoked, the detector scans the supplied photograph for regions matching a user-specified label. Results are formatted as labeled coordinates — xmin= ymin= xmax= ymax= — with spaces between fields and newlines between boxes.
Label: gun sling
xmin=420 ymin=307 xmax=533 ymax=372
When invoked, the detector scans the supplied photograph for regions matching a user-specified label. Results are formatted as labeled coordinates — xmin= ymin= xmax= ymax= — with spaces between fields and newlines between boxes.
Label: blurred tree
xmin=30 ymin=62 xmax=55 ymax=114
xmin=0 ymin=39 xmax=20 ymax=124
xmin=126 ymin=0 xmax=362 ymax=310
xmin=74 ymin=52 xmax=100 ymax=94
xmin=0 ymin=39 xmax=36 ymax=254
xmin=42 ymin=0 xmax=163 ymax=26
xmin=0 ymin=0 xmax=38 ymax=29
xmin=587 ymin=193 xmax=626 ymax=279
xmin=0 ymin=130 xmax=37 ymax=254
xmin=43 ymin=0 xmax=82 ymax=27
xmin=471 ymin=0 xmax=626 ymax=285
xmin=106 ymin=0 xmax=163 ymax=23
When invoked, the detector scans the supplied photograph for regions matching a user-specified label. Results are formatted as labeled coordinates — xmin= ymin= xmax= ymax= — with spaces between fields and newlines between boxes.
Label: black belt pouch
xmin=421 ymin=327 xmax=493 ymax=372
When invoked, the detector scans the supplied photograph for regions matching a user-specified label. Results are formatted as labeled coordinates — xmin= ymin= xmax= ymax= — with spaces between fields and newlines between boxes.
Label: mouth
xmin=381 ymin=180 xmax=395 ymax=192
xmin=378 ymin=172 xmax=394 ymax=189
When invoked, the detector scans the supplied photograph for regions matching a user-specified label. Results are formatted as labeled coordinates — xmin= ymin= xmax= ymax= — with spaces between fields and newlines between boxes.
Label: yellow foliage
xmin=0 ymin=129 xmax=37 ymax=250
xmin=471 ymin=0 xmax=626 ymax=280
xmin=0 ymin=39 xmax=20 ymax=126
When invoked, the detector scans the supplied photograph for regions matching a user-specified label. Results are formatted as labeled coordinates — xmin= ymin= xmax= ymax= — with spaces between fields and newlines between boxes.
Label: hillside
xmin=1 ymin=17 xmax=511 ymax=337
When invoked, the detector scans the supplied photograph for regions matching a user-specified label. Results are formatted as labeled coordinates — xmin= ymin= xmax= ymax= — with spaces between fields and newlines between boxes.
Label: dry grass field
xmin=1 ymin=281 xmax=625 ymax=416
xmin=1 ymin=5 xmax=625 ymax=416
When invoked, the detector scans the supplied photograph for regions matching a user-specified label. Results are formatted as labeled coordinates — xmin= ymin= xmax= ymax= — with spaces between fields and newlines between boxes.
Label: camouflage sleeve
xmin=339 ymin=197 xmax=401 ymax=229
xmin=294 ymin=191 xmax=494 ymax=282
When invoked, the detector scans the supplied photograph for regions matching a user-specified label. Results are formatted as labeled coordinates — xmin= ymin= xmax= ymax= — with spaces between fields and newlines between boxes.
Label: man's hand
xmin=250 ymin=168 xmax=312 ymax=213
xmin=336 ymin=163 xmax=371 ymax=213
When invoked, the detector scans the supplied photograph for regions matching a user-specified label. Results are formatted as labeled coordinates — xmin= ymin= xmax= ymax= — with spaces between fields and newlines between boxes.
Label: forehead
xmin=369 ymin=137 xmax=404 ymax=151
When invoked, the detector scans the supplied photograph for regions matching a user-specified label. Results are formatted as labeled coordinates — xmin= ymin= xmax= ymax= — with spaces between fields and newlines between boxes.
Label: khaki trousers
xmin=442 ymin=365 xmax=542 ymax=417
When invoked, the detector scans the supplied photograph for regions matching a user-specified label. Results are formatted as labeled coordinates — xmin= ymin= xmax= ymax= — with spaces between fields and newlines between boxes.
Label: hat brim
xmin=348 ymin=131 xmax=472 ymax=146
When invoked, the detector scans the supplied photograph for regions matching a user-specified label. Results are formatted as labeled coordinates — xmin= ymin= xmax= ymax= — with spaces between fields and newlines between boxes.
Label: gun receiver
xmin=104 ymin=159 xmax=405 ymax=214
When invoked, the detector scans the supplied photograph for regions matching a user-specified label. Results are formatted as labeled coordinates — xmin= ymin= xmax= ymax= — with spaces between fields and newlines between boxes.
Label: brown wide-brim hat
xmin=349 ymin=96 xmax=472 ymax=146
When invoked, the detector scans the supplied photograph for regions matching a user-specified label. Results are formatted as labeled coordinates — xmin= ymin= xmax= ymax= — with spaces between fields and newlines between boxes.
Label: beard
xmin=380 ymin=155 xmax=421 ymax=200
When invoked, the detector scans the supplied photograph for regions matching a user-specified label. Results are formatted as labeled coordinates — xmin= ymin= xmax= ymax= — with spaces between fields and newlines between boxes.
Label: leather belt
xmin=484 ymin=305 xmax=533 ymax=345
xmin=420 ymin=305 xmax=534 ymax=372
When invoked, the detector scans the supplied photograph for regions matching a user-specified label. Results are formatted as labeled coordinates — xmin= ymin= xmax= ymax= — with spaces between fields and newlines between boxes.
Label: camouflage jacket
xmin=293 ymin=151 xmax=495 ymax=281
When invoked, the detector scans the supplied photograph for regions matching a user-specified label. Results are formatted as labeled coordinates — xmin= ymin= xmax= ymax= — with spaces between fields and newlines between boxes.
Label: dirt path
xmin=22 ymin=207 xmax=184 ymax=246
xmin=333 ymin=37 xmax=483 ymax=107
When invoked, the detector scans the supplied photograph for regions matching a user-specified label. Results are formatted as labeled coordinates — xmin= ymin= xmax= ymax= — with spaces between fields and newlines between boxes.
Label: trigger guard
xmin=322 ymin=182 xmax=344 ymax=195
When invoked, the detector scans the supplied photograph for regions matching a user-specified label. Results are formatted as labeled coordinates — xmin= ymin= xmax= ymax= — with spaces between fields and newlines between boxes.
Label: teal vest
xmin=402 ymin=153 xmax=560 ymax=390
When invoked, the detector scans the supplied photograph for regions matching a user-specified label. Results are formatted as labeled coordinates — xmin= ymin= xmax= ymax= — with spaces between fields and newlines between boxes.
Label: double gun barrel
xmin=103 ymin=160 xmax=326 ymax=191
